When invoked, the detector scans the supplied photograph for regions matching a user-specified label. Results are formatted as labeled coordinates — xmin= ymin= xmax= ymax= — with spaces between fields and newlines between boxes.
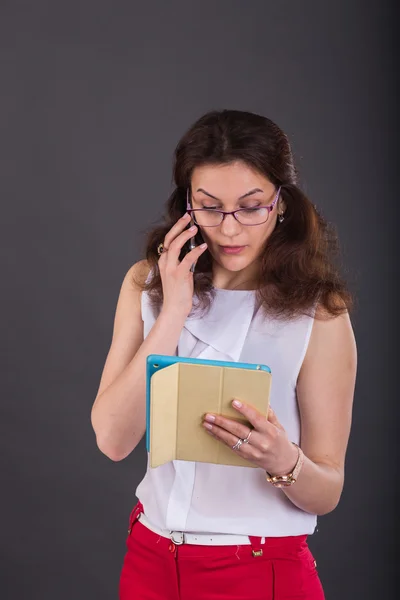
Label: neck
xmin=212 ymin=263 xmax=259 ymax=291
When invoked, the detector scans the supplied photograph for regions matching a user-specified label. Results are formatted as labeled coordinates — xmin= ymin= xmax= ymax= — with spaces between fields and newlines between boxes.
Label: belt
xmin=137 ymin=512 xmax=266 ymax=546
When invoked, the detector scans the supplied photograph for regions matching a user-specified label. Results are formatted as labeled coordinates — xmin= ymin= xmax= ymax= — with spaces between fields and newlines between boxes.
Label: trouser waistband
xmin=128 ymin=501 xmax=307 ymax=557
xmin=137 ymin=512 xmax=265 ymax=546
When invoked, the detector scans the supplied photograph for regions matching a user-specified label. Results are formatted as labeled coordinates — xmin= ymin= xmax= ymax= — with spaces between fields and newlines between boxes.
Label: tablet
xmin=145 ymin=354 xmax=271 ymax=468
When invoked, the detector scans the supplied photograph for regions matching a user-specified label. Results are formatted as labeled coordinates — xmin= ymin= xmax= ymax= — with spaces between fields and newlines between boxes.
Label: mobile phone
xmin=188 ymin=216 xmax=196 ymax=272
xmin=186 ymin=190 xmax=197 ymax=272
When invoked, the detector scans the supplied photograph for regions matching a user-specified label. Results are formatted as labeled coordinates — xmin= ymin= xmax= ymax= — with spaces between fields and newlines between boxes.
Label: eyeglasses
xmin=186 ymin=186 xmax=281 ymax=227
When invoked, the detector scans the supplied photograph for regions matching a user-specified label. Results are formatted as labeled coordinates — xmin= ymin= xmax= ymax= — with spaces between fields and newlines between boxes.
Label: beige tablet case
xmin=149 ymin=362 xmax=272 ymax=468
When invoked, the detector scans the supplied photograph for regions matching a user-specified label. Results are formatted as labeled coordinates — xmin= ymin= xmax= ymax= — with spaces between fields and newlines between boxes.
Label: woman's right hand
xmin=158 ymin=213 xmax=208 ymax=318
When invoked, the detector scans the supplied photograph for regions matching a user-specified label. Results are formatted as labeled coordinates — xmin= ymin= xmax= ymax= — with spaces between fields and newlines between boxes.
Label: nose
xmin=219 ymin=213 xmax=242 ymax=237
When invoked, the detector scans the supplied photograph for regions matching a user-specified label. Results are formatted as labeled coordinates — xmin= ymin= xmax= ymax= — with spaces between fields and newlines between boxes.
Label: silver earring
xmin=278 ymin=213 xmax=285 ymax=223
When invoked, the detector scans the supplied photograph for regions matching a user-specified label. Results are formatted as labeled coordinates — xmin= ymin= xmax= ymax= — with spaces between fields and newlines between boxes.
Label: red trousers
xmin=119 ymin=502 xmax=325 ymax=600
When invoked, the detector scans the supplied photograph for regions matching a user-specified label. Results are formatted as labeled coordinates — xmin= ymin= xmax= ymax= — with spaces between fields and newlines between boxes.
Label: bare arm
xmin=90 ymin=261 xmax=187 ymax=461
xmin=280 ymin=309 xmax=358 ymax=515
xmin=91 ymin=213 xmax=208 ymax=461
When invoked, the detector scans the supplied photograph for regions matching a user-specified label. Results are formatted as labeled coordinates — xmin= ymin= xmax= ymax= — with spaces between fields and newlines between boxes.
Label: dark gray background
xmin=1 ymin=1 xmax=397 ymax=599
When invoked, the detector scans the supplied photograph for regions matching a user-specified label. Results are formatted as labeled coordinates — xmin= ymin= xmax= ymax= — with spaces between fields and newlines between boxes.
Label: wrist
xmin=267 ymin=441 xmax=299 ymax=477
xmin=158 ymin=306 xmax=188 ymax=328
xmin=266 ymin=443 xmax=305 ymax=488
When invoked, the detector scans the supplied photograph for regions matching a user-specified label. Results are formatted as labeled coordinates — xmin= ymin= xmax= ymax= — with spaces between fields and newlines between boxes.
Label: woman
xmin=91 ymin=109 xmax=357 ymax=600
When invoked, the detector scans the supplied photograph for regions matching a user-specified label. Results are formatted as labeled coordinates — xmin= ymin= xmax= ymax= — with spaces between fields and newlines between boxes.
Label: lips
xmin=220 ymin=246 xmax=246 ymax=255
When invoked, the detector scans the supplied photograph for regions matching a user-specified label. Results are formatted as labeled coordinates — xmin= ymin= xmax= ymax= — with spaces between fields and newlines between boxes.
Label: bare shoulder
xmin=93 ymin=259 xmax=151 ymax=401
xmin=299 ymin=303 xmax=357 ymax=400
xmin=123 ymin=259 xmax=151 ymax=291
xmin=113 ymin=259 xmax=151 ymax=332
xmin=296 ymin=304 xmax=357 ymax=470
xmin=305 ymin=305 xmax=357 ymax=366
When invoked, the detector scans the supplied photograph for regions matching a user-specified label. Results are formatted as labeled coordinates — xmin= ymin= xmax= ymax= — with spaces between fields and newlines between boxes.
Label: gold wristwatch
xmin=266 ymin=443 xmax=304 ymax=488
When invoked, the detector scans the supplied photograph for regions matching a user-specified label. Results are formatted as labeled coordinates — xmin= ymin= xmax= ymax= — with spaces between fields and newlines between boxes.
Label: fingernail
xmin=204 ymin=414 xmax=215 ymax=422
xmin=200 ymin=243 xmax=208 ymax=249
xmin=183 ymin=213 xmax=190 ymax=219
xmin=232 ymin=400 xmax=242 ymax=408
xmin=189 ymin=225 xmax=197 ymax=231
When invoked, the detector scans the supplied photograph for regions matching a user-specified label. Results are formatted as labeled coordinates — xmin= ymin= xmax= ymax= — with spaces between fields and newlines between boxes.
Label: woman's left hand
xmin=202 ymin=400 xmax=298 ymax=475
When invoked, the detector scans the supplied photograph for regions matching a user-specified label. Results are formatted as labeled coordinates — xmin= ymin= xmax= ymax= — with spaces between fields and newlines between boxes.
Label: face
xmin=190 ymin=161 xmax=284 ymax=288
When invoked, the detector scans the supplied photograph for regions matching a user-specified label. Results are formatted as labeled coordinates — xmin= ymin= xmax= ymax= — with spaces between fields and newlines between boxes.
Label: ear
xmin=278 ymin=198 xmax=287 ymax=214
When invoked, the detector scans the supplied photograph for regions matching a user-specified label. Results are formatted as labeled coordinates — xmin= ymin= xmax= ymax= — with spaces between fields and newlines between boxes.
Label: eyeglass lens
xmin=191 ymin=207 xmax=269 ymax=226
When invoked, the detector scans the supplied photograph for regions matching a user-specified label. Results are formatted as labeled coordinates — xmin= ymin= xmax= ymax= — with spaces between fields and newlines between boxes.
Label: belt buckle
xmin=169 ymin=530 xmax=185 ymax=545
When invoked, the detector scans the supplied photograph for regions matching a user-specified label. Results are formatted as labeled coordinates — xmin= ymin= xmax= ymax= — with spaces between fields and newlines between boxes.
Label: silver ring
xmin=232 ymin=438 xmax=244 ymax=451
xmin=242 ymin=429 xmax=253 ymax=444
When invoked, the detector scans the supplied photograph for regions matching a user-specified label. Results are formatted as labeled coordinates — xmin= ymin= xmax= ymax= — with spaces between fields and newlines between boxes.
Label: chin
xmin=218 ymin=255 xmax=253 ymax=272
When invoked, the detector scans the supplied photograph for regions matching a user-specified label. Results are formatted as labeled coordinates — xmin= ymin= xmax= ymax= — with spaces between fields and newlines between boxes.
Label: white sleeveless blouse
xmin=135 ymin=288 xmax=317 ymax=537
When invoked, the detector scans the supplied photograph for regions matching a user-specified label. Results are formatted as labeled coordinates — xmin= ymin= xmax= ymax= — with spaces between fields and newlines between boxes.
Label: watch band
xmin=266 ymin=443 xmax=304 ymax=488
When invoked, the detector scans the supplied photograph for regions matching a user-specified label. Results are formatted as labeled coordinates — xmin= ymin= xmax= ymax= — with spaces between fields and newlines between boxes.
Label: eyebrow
xmin=196 ymin=188 xmax=264 ymax=201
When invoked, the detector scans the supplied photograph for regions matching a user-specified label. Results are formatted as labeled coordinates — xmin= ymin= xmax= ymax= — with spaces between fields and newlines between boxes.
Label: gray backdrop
xmin=1 ymin=1 xmax=397 ymax=599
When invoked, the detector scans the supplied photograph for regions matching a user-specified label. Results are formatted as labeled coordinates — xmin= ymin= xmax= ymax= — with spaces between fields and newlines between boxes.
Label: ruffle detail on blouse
xmin=179 ymin=291 xmax=256 ymax=362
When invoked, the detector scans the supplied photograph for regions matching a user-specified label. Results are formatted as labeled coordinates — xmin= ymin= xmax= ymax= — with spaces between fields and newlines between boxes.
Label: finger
xmin=203 ymin=412 xmax=267 ymax=450
xmin=204 ymin=422 xmax=243 ymax=449
xmin=203 ymin=413 xmax=253 ymax=440
xmin=179 ymin=243 xmax=208 ymax=271
xmin=202 ymin=422 xmax=259 ymax=459
xmin=166 ymin=226 xmax=198 ymax=262
xmin=231 ymin=399 xmax=274 ymax=433
xmin=163 ymin=213 xmax=191 ymax=249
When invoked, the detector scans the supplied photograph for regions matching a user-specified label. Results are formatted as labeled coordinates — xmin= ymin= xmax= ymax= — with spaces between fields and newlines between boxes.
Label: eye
xmin=240 ymin=207 xmax=263 ymax=214
xmin=201 ymin=205 xmax=219 ymax=210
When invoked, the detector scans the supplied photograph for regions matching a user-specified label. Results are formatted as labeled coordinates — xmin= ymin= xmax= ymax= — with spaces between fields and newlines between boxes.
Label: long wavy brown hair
xmin=139 ymin=109 xmax=353 ymax=320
